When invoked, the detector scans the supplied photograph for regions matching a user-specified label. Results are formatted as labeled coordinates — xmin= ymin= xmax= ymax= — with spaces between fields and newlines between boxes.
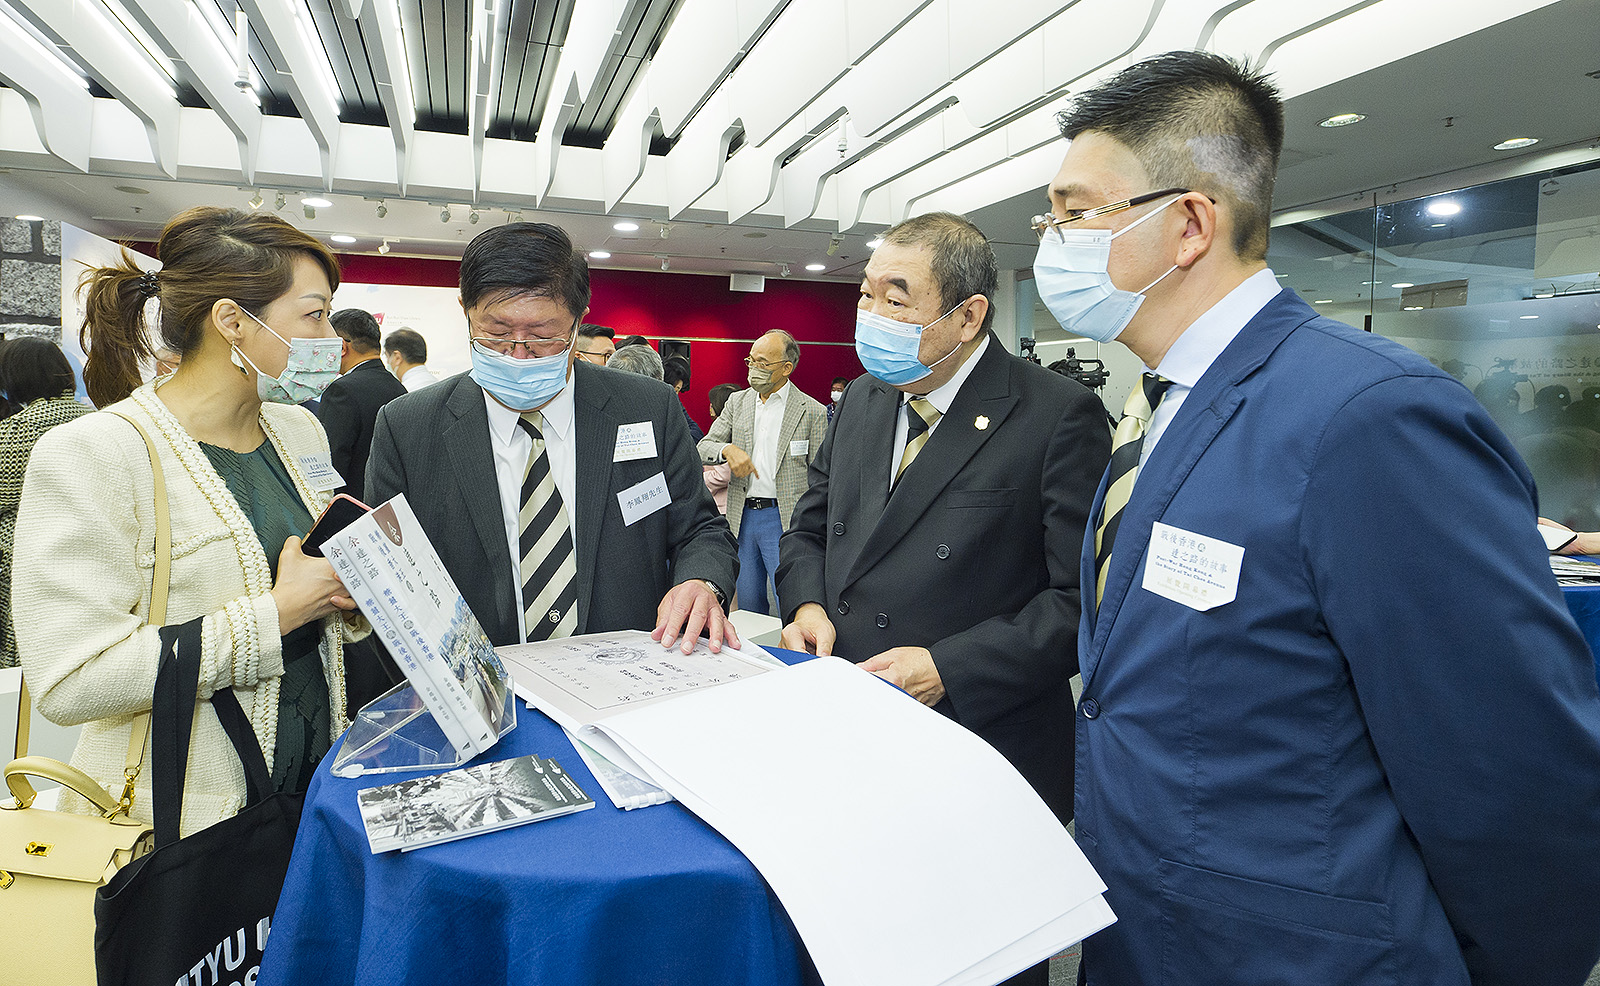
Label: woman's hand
xmin=270 ymin=536 xmax=357 ymax=634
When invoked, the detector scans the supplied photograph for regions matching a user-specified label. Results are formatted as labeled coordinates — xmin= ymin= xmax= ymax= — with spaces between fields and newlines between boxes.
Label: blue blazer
xmin=1075 ymin=290 xmax=1600 ymax=985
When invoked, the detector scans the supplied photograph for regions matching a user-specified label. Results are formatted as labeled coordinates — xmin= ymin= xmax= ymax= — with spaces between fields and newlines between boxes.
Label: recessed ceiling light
xmin=1314 ymin=299 xmax=1334 ymax=304
xmin=302 ymin=197 xmax=333 ymax=209
xmin=1319 ymin=113 xmax=1366 ymax=128
xmin=112 ymin=185 xmax=148 ymax=195
xmin=1391 ymin=282 xmax=1415 ymax=289
xmin=805 ymin=263 xmax=827 ymax=272
xmin=1534 ymin=291 xmax=1555 ymax=299
xmin=1403 ymin=306 xmax=1425 ymax=311
xmin=1430 ymin=223 xmax=1448 ymax=228
xmin=612 ymin=221 xmax=639 ymax=232
xmin=1360 ymin=280 xmax=1380 ymax=285
xmin=1275 ymin=272 xmax=1289 ymax=278
xmin=867 ymin=237 xmax=885 ymax=249
xmin=742 ymin=231 xmax=768 ymax=239
xmin=1493 ymin=137 xmax=1539 ymax=151
xmin=1426 ymin=200 xmax=1461 ymax=217
xmin=14 ymin=214 xmax=43 ymax=222
xmin=588 ymin=250 xmax=611 ymax=259
xmin=1521 ymin=314 xmax=1540 ymax=319
xmin=330 ymin=234 xmax=356 ymax=244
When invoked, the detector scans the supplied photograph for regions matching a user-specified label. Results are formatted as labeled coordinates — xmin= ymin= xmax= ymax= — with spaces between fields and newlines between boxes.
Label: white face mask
xmin=1032 ymin=195 xmax=1181 ymax=344
xmin=830 ymin=390 xmax=844 ymax=403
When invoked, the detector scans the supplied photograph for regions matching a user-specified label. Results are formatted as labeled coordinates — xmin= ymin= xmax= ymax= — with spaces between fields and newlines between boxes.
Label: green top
xmin=199 ymin=438 xmax=329 ymax=795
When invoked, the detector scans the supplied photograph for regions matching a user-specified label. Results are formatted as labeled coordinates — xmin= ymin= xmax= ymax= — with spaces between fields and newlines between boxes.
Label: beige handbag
xmin=0 ymin=410 xmax=171 ymax=984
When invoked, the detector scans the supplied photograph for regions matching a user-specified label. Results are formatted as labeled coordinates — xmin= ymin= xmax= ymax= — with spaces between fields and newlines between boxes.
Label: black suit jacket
xmin=317 ymin=357 xmax=408 ymax=497
xmin=366 ymin=361 xmax=738 ymax=646
xmin=776 ymin=336 xmax=1111 ymax=821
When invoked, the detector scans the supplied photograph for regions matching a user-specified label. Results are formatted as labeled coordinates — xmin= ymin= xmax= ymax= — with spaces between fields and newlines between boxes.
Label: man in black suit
xmin=319 ymin=308 xmax=408 ymax=497
xmin=367 ymin=222 xmax=739 ymax=652
xmin=777 ymin=211 xmax=1111 ymax=828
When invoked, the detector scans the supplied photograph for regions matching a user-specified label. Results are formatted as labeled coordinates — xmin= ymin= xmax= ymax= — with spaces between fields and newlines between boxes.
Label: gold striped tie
xmin=895 ymin=397 xmax=940 ymax=486
xmin=1095 ymin=373 xmax=1173 ymax=604
xmin=518 ymin=412 xmax=577 ymax=641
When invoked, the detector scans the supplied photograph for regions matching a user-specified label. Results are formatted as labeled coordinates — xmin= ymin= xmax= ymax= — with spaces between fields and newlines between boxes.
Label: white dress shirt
xmin=889 ymin=334 xmax=990 ymax=491
xmin=1142 ymin=269 xmax=1282 ymax=469
xmin=745 ymin=381 xmax=790 ymax=500
xmin=401 ymin=365 xmax=439 ymax=391
xmin=482 ymin=375 xmax=579 ymax=639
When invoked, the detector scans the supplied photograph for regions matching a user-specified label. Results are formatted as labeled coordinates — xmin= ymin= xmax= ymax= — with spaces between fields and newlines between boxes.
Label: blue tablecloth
xmin=257 ymin=648 xmax=818 ymax=986
xmin=1562 ymin=580 xmax=1600 ymax=691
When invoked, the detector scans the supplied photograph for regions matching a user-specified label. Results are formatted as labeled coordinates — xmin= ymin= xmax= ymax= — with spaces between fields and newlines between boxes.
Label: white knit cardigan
xmin=14 ymin=384 xmax=356 ymax=836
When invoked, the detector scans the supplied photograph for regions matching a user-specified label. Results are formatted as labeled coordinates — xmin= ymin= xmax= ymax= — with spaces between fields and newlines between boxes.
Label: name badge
xmin=614 ymin=422 xmax=657 ymax=462
xmin=789 ymin=439 xmax=809 ymax=458
xmin=1141 ymin=522 xmax=1243 ymax=612
xmin=297 ymin=453 xmax=345 ymax=493
xmin=618 ymin=471 xmax=672 ymax=526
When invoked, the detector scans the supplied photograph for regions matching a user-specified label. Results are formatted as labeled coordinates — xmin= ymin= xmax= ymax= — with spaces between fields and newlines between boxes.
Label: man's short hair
xmin=880 ymin=212 xmax=998 ymax=332
xmin=760 ymin=329 xmax=800 ymax=367
xmin=708 ymin=382 xmax=739 ymax=418
xmin=578 ymin=323 xmax=615 ymax=340
xmin=663 ymin=355 xmax=691 ymax=391
xmin=383 ymin=327 xmax=427 ymax=364
xmin=330 ymin=308 xmax=382 ymax=353
xmin=459 ymin=221 xmax=591 ymax=320
xmin=1055 ymin=50 xmax=1284 ymax=261
xmin=616 ymin=335 xmax=648 ymax=349
xmin=831 ymin=376 xmax=848 ymax=387
xmin=608 ymin=343 xmax=664 ymax=381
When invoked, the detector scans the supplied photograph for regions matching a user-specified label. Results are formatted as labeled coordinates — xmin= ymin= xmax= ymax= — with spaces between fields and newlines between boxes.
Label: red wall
xmin=337 ymin=254 xmax=861 ymax=429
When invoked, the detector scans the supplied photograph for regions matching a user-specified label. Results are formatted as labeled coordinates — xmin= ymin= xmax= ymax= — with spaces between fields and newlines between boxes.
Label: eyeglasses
xmin=471 ymin=333 xmax=573 ymax=358
xmin=745 ymin=356 xmax=791 ymax=370
xmin=1030 ymin=188 xmax=1198 ymax=242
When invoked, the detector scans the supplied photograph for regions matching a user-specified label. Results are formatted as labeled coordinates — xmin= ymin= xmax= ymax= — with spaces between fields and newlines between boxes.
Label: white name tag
xmin=1141 ymin=522 xmax=1243 ymax=612
xmin=789 ymin=439 xmax=809 ymax=458
xmin=618 ymin=471 xmax=672 ymax=526
xmin=297 ymin=453 xmax=345 ymax=493
xmin=614 ymin=422 xmax=657 ymax=462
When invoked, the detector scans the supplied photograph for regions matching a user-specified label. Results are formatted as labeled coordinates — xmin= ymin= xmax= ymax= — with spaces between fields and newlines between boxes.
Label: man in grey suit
xmin=367 ymin=222 xmax=739 ymax=652
xmin=698 ymin=330 xmax=828 ymax=614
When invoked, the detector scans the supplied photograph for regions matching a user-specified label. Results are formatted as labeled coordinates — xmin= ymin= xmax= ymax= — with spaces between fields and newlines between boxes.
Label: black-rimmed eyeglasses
xmin=1030 ymin=188 xmax=1199 ymax=242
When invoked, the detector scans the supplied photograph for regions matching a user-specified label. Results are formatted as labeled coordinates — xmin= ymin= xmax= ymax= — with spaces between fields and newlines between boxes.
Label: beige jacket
xmin=14 ymin=384 xmax=354 ymax=836
xmin=696 ymin=383 xmax=828 ymax=536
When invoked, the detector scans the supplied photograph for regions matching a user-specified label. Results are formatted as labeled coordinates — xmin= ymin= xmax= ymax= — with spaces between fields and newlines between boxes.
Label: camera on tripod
xmin=1019 ymin=337 xmax=1110 ymax=390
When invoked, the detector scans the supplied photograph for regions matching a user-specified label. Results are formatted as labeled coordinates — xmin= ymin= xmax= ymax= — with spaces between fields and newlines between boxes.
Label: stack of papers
xmin=1551 ymin=555 xmax=1600 ymax=584
xmin=500 ymin=633 xmax=1114 ymax=986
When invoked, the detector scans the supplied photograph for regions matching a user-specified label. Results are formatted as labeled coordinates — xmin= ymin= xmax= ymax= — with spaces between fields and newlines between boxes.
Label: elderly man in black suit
xmin=367 ymin=222 xmax=739 ymax=651
xmin=319 ymin=308 xmax=408 ymax=497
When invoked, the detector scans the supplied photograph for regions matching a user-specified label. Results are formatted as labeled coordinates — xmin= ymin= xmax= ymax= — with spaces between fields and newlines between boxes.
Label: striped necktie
xmin=895 ymin=397 xmax=940 ymax=486
xmin=1094 ymin=373 xmax=1174 ymax=605
xmin=517 ymin=412 xmax=577 ymax=641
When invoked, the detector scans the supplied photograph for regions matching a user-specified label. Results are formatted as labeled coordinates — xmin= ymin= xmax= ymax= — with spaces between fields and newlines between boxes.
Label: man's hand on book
xmin=653 ymin=579 xmax=740 ymax=654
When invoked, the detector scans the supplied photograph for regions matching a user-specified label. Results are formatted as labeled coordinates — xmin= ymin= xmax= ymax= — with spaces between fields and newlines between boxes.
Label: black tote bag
xmin=93 ymin=620 xmax=305 ymax=986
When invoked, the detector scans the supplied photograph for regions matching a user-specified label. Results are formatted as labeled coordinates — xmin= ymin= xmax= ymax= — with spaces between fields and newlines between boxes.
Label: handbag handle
xmin=4 ymin=756 xmax=121 ymax=815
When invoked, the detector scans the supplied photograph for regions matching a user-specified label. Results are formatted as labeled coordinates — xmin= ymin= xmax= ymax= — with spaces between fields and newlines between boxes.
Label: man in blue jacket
xmin=1041 ymin=51 xmax=1600 ymax=985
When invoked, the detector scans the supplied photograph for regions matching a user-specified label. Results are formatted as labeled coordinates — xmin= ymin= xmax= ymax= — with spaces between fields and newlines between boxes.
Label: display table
xmin=1561 ymin=578 xmax=1600 ymax=690
xmin=256 ymin=648 xmax=819 ymax=986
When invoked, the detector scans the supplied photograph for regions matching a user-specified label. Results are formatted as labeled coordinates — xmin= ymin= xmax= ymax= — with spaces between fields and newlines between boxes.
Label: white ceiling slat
xmin=236 ymin=0 xmax=341 ymax=190
xmin=0 ymin=30 xmax=95 ymax=171
xmin=842 ymin=0 xmax=931 ymax=64
xmin=601 ymin=91 xmax=662 ymax=212
xmin=839 ymin=0 xmax=951 ymax=137
xmin=645 ymin=0 xmax=743 ymax=138
xmin=13 ymin=0 xmax=183 ymax=177
xmin=726 ymin=0 xmax=848 ymax=147
xmin=665 ymin=91 xmax=739 ymax=217
xmin=356 ymin=0 xmax=415 ymax=195
xmin=529 ymin=0 xmax=631 ymax=200
xmin=467 ymin=0 xmax=503 ymax=198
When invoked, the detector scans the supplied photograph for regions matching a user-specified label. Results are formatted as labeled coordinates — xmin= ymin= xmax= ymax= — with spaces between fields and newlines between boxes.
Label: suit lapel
xmin=844 ymin=341 xmax=1017 ymax=590
xmin=774 ymin=384 xmax=805 ymax=455
xmin=442 ymin=378 xmax=517 ymax=640
xmin=853 ymin=377 xmax=897 ymax=534
xmin=1082 ymin=289 xmax=1312 ymax=683
xmin=571 ymin=362 xmax=616 ymax=633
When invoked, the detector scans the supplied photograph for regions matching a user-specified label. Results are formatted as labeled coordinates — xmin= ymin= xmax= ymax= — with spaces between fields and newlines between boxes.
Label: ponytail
xmin=78 ymin=250 xmax=155 ymax=407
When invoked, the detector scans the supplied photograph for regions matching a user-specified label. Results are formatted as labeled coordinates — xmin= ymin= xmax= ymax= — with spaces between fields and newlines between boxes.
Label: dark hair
xmin=1055 ymin=50 xmax=1284 ymax=261
xmin=578 ymin=323 xmax=615 ymax=340
xmin=78 ymin=207 xmax=339 ymax=407
xmin=831 ymin=376 xmax=848 ymax=387
xmin=880 ymin=212 xmax=998 ymax=332
xmin=330 ymin=308 xmax=382 ymax=353
xmin=616 ymin=335 xmax=648 ymax=349
xmin=708 ymin=382 xmax=739 ymax=418
xmin=663 ymin=355 xmax=690 ymax=391
xmin=0 ymin=337 xmax=77 ymax=405
xmin=383 ymin=327 xmax=427 ymax=364
xmin=458 ymin=222 xmax=590 ymax=319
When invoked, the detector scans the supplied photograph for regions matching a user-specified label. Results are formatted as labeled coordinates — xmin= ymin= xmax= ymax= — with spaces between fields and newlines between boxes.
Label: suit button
xmin=876 ymin=614 xmax=889 ymax=628
xmin=1082 ymin=698 xmax=1100 ymax=719
xmin=837 ymin=600 xmax=850 ymax=616
xmin=833 ymin=522 xmax=846 ymax=535
xmin=935 ymin=544 xmax=950 ymax=559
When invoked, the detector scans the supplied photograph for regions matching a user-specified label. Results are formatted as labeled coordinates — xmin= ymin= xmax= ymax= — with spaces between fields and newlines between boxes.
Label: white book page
xmin=595 ymin=657 xmax=1114 ymax=986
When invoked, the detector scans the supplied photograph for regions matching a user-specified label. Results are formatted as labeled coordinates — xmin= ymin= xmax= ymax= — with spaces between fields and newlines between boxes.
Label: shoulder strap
xmin=151 ymin=620 xmax=202 ymax=847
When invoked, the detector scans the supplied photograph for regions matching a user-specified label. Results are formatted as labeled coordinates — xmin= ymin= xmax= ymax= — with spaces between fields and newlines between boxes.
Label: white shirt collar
xmin=1151 ymin=269 xmax=1283 ymax=387
xmin=483 ymin=367 xmax=578 ymax=445
xmin=758 ymin=380 xmax=792 ymax=407
xmin=909 ymin=334 xmax=990 ymax=413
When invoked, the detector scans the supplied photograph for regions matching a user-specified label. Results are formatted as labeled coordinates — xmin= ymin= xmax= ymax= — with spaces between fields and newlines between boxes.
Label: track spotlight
xmin=377 ymin=239 xmax=391 ymax=255
xmin=440 ymin=206 xmax=451 ymax=223
xmin=778 ymin=263 xmax=791 ymax=277
xmin=274 ymin=191 xmax=286 ymax=211
xmin=826 ymin=235 xmax=843 ymax=256
xmin=657 ymin=254 xmax=670 ymax=271
xmin=469 ymin=210 xmax=480 ymax=224
xmin=303 ymin=205 xmax=316 ymax=220
xmin=247 ymin=190 xmax=263 ymax=210
xmin=375 ymin=200 xmax=388 ymax=218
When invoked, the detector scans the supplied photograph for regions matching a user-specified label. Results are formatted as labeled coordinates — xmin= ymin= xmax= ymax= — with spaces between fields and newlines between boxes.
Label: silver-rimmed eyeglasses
xmin=471 ymin=333 xmax=573 ymax=358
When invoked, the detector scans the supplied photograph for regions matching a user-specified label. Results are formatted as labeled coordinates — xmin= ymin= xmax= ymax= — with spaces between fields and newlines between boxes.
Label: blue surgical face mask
xmin=231 ymin=311 xmax=342 ymax=404
xmin=1032 ymin=195 xmax=1181 ymax=343
xmin=469 ymin=335 xmax=574 ymax=411
xmin=854 ymin=303 xmax=965 ymax=387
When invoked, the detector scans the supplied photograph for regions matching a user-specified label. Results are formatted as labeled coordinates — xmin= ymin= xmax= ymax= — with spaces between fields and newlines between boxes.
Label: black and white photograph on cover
xmin=357 ymin=754 xmax=592 ymax=853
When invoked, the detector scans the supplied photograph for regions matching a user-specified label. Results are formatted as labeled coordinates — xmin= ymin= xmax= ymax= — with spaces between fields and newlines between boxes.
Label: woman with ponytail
xmin=13 ymin=206 xmax=364 ymax=834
